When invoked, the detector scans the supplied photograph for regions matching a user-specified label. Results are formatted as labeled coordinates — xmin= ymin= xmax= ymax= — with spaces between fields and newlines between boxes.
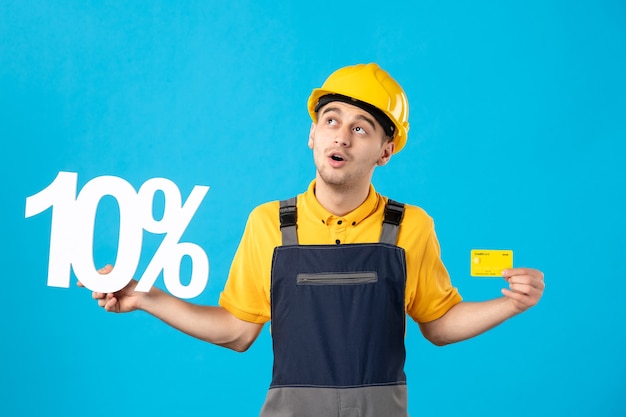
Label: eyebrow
xmin=320 ymin=106 xmax=378 ymax=131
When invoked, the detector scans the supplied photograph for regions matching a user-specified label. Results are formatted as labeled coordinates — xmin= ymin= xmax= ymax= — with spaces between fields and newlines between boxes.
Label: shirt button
xmin=335 ymin=239 xmax=341 ymax=245
xmin=337 ymin=220 xmax=342 ymax=225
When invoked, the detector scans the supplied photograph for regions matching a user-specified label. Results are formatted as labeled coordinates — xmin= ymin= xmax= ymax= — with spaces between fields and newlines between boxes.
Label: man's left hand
xmin=502 ymin=268 xmax=545 ymax=313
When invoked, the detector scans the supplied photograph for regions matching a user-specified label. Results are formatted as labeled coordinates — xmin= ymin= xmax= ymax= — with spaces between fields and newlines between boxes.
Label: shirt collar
xmin=301 ymin=180 xmax=381 ymax=226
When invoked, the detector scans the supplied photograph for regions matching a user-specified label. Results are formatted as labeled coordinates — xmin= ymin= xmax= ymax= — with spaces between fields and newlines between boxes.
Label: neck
xmin=314 ymin=175 xmax=371 ymax=217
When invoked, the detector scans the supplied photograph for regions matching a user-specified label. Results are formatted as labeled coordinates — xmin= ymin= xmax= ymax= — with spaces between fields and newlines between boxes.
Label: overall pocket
xmin=296 ymin=271 xmax=378 ymax=285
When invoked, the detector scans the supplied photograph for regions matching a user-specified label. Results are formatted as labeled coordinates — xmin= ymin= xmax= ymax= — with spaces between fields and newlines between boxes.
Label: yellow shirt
xmin=219 ymin=180 xmax=462 ymax=324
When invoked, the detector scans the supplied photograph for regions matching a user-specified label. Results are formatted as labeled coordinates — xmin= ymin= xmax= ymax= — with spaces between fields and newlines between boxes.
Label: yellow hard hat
xmin=307 ymin=63 xmax=410 ymax=153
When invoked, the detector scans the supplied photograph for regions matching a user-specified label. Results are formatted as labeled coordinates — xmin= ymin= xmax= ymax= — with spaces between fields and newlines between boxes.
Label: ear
xmin=308 ymin=122 xmax=316 ymax=149
xmin=376 ymin=140 xmax=395 ymax=166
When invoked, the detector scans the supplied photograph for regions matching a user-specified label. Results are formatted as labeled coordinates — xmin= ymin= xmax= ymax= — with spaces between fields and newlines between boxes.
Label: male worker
xmin=85 ymin=63 xmax=545 ymax=416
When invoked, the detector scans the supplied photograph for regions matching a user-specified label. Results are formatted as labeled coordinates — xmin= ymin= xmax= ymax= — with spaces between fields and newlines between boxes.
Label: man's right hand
xmin=77 ymin=264 xmax=144 ymax=313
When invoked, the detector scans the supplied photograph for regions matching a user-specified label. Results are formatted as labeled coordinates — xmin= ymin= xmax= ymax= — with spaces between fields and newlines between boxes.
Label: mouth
xmin=326 ymin=149 xmax=348 ymax=167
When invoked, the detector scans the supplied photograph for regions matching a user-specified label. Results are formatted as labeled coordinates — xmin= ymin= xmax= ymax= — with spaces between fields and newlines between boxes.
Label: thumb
xmin=98 ymin=264 xmax=113 ymax=275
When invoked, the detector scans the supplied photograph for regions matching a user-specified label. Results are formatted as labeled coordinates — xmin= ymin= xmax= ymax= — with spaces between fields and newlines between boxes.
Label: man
xmin=85 ymin=63 xmax=545 ymax=416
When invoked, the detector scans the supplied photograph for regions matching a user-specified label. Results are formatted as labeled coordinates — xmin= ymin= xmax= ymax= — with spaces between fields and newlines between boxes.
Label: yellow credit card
xmin=470 ymin=249 xmax=513 ymax=277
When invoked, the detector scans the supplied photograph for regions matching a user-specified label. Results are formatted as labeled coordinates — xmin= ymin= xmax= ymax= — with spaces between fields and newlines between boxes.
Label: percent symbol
xmin=135 ymin=178 xmax=210 ymax=299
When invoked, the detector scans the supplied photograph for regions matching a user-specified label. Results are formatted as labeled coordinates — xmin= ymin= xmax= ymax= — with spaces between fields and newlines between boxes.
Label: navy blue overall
xmin=259 ymin=198 xmax=409 ymax=417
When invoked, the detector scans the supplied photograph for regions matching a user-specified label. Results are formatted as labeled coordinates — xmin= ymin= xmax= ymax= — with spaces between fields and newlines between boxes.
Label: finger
xmin=508 ymin=281 xmax=537 ymax=296
xmin=95 ymin=292 xmax=115 ymax=305
xmin=98 ymin=294 xmax=117 ymax=309
xmin=98 ymin=264 xmax=113 ymax=275
xmin=503 ymin=268 xmax=544 ymax=281
xmin=104 ymin=297 xmax=119 ymax=313
xmin=92 ymin=291 xmax=106 ymax=300
xmin=507 ymin=275 xmax=545 ymax=292
xmin=502 ymin=286 xmax=541 ymax=309
xmin=502 ymin=288 xmax=530 ymax=303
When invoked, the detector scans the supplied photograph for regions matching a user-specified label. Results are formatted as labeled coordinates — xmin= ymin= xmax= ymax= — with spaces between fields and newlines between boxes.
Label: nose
xmin=334 ymin=125 xmax=351 ymax=147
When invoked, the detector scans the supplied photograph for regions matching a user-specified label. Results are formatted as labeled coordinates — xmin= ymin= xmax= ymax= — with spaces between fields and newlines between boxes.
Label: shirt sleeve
xmin=402 ymin=207 xmax=462 ymax=323
xmin=218 ymin=202 xmax=280 ymax=324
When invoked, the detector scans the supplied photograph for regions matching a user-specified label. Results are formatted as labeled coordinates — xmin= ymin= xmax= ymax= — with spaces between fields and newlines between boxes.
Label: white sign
xmin=25 ymin=171 xmax=210 ymax=298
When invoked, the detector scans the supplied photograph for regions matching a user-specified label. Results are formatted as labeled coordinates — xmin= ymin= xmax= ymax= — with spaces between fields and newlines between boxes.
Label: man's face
xmin=308 ymin=101 xmax=395 ymax=191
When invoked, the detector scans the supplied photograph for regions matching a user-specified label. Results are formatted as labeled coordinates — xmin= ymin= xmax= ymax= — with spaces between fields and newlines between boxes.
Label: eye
xmin=353 ymin=126 xmax=367 ymax=136
xmin=325 ymin=117 xmax=338 ymax=126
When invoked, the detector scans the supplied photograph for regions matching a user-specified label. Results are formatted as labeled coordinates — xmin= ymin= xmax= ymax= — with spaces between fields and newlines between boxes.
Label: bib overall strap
xmin=380 ymin=199 xmax=405 ymax=245
xmin=279 ymin=197 xmax=298 ymax=246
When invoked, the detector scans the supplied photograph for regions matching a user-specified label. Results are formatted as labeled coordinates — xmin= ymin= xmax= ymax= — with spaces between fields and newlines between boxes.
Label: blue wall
xmin=2 ymin=1 xmax=625 ymax=416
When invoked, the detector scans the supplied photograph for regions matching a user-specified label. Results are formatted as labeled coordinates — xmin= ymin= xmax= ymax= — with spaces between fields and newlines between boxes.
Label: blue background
xmin=2 ymin=1 xmax=625 ymax=416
